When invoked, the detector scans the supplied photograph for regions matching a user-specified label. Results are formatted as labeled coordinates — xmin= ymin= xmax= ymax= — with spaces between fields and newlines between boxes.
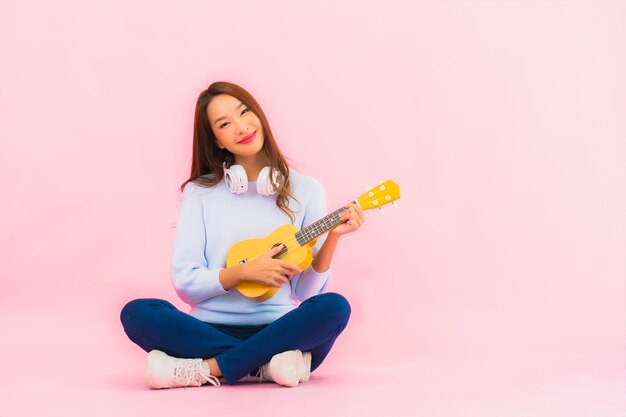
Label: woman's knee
xmin=120 ymin=298 xmax=172 ymax=329
xmin=315 ymin=292 xmax=351 ymax=325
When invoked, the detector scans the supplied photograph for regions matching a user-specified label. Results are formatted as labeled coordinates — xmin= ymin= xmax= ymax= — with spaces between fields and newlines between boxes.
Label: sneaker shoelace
xmin=175 ymin=360 xmax=221 ymax=388
xmin=256 ymin=367 xmax=267 ymax=382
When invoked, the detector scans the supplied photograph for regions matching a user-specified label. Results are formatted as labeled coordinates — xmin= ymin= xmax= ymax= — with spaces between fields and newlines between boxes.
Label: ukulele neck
xmin=295 ymin=203 xmax=354 ymax=246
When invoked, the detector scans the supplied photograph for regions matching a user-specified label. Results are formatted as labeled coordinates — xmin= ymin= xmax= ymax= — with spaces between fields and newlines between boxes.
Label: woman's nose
xmin=237 ymin=121 xmax=249 ymax=133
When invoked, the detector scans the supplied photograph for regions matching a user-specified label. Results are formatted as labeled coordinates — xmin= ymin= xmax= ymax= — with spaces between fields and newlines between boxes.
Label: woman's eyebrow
xmin=213 ymin=102 xmax=245 ymax=125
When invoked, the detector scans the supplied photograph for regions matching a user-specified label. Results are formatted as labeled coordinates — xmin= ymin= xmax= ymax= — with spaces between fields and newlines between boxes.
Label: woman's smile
xmin=237 ymin=131 xmax=256 ymax=144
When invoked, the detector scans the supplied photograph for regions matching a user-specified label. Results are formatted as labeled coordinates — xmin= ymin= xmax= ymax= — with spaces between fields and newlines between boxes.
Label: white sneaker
xmin=259 ymin=350 xmax=312 ymax=387
xmin=145 ymin=350 xmax=221 ymax=389
xmin=300 ymin=351 xmax=312 ymax=383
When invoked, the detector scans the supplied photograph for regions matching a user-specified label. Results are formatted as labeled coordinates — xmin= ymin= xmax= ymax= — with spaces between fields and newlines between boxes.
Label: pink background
xmin=1 ymin=0 xmax=624 ymax=416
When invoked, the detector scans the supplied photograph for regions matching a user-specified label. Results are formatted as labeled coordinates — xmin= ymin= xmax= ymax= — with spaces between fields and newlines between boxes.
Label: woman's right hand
xmin=239 ymin=245 xmax=302 ymax=288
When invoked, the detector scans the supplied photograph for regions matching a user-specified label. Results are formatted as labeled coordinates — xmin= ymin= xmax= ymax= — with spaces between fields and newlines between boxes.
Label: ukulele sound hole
xmin=272 ymin=243 xmax=288 ymax=258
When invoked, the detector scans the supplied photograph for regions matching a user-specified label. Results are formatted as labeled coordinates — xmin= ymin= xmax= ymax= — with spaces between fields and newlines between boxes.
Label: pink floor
xmin=2 ymin=300 xmax=624 ymax=417
xmin=2 ymin=1 xmax=625 ymax=415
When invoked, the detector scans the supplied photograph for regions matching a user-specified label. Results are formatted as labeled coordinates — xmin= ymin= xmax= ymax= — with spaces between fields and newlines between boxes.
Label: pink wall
xmin=0 ymin=0 xmax=624 ymax=409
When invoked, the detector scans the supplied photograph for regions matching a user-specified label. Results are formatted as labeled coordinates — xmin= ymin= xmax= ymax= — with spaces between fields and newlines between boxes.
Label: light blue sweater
xmin=171 ymin=169 xmax=331 ymax=325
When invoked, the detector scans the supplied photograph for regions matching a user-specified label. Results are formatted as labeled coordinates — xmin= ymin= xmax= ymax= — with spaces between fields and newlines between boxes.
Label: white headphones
xmin=223 ymin=162 xmax=281 ymax=196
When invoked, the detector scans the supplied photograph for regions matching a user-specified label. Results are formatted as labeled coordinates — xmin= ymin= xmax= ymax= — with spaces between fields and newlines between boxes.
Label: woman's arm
xmin=311 ymin=202 xmax=365 ymax=273
xmin=171 ymin=183 xmax=230 ymax=304
xmin=218 ymin=245 xmax=301 ymax=290
xmin=292 ymin=178 xmax=366 ymax=300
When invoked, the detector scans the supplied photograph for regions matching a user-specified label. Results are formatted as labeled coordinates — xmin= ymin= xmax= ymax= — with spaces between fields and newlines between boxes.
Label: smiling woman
xmin=119 ymin=81 xmax=364 ymax=389
xmin=210 ymin=96 xmax=264 ymax=162
xmin=186 ymin=82 xmax=296 ymax=222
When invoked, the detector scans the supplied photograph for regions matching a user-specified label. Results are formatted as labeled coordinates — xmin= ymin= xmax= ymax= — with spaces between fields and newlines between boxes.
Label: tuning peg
xmin=366 ymin=186 xmax=373 ymax=192
xmin=379 ymin=207 xmax=384 ymax=214
xmin=378 ymin=180 xmax=383 ymax=185
xmin=392 ymin=201 xmax=398 ymax=208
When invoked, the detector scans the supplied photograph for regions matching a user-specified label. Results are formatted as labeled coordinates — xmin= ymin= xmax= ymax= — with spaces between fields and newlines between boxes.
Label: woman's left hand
xmin=329 ymin=202 xmax=365 ymax=237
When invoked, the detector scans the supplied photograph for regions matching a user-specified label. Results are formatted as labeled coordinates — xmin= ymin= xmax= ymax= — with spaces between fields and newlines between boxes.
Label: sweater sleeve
xmin=171 ymin=182 xmax=229 ymax=305
xmin=291 ymin=179 xmax=332 ymax=301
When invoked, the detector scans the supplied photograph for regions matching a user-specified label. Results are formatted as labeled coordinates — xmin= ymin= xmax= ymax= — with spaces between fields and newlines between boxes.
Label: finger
xmin=346 ymin=212 xmax=359 ymax=227
xmin=339 ymin=212 xmax=355 ymax=228
xmin=264 ymin=276 xmax=280 ymax=288
xmin=349 ymin=203 xmax=362 ymax=215
xmin=277 ymin=266 xmax=291 ymax=277
xmin=354 ymin=205 xmax=365 ymax=222
xmin=348 ymin=206 xmax=363 ymax=224
xmin=268 ymin=274 xmax=285 ymax=287
xmin=342 ymin=212 xmax=361 ymax=228
xmin=269 ymin=280 xmax=281 ymax=288
xmin=268 ymin=244 xmax=285 ymax=257
xmin=280 ymin=262 xmax=302 ymax=275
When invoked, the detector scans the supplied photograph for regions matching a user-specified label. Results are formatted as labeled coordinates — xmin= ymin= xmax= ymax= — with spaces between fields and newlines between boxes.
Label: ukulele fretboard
xmin=295 ymin=204 xmax=353 ymax=246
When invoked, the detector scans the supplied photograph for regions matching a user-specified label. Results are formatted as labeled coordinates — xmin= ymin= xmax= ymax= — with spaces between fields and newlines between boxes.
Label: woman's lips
xmin=238 ymin=131 xmax=256 ymax=144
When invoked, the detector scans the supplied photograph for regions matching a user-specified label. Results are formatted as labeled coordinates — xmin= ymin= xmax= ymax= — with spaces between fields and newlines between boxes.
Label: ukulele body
xmin=224 ymin=180 xmax=400 ymax=302
xmin=227 ymin=224 xmax=316 ymax=302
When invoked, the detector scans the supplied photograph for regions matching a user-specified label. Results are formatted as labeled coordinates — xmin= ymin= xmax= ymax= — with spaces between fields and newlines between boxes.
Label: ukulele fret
xmin=295 ymin=206 xmax=348 ymax=246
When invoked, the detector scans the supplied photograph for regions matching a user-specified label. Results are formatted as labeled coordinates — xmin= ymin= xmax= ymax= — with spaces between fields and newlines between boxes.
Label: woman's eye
xmin=219 ymin=109 xmax=248 ymax=128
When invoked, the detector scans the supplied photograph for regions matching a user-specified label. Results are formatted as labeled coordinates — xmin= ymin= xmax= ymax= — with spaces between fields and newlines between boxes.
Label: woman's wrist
xmin=327 ymin=230 xmax=343 ymax=240
xmin=219 ymin=264 xmax=246 ymax=290
xmin=311 ymin=233 xmax=340 ymax=273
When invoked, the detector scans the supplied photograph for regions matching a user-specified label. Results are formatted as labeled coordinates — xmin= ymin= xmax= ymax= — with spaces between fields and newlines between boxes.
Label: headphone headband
xmin=223 ymin=163 xmax=280 ymax=196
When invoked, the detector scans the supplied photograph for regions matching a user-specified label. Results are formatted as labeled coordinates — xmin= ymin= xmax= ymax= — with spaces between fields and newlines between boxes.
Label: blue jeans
xmin=120 ymin=292 xmax=351 ymax=384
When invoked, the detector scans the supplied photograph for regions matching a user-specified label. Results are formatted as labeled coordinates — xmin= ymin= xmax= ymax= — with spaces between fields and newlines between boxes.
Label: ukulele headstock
xmin=356 ymin=180 xmax=400 ymax=211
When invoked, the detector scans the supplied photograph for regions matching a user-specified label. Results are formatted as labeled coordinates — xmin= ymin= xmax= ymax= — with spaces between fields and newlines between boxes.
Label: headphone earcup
xmin=224 ymin=164 xmax=248 ymax=194
xmin=256 ymin=166 xmax=277 ymax=196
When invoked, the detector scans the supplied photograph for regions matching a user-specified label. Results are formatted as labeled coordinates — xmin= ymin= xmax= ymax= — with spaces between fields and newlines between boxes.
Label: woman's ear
xmin=216 ymin=140 xmax=225 ymax=150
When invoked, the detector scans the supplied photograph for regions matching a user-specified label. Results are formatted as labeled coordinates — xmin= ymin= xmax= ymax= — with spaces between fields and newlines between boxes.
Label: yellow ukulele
xmin=226 ymin=179 xmax=401 ymax=301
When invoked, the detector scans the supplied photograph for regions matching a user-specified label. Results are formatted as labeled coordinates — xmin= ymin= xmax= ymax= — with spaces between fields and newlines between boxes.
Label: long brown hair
xmin=180 ymin=81 xmax=297 ymax=223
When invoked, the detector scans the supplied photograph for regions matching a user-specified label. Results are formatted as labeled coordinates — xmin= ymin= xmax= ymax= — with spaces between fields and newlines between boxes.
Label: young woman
xmin=120 ymin=81 xmax=364 ymax=388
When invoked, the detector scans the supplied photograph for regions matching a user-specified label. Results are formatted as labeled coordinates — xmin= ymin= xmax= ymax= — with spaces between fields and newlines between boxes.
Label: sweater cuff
xmin=293 ymin=266 xmax=331 ymax=301
xmin=172 ymin=266 xmax=230 ymax=305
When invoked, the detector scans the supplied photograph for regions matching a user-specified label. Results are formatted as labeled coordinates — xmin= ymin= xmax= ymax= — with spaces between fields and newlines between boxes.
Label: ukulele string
xmin=240 ymin=187 xmax=395 ymax=263
xmin=239 ymin=190 xmax=391 ymax=264
xmin=245 ymin=199 xmax=368 ymax=262
xmin=276 ymin=186 xmax=394 ymax=254
xmin=240 ymin=217 xmax=346 ymax=264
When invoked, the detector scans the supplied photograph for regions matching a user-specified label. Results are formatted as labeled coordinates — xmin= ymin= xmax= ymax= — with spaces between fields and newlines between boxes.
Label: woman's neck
xmin=233 ymin=154 xmax=269 ymax=181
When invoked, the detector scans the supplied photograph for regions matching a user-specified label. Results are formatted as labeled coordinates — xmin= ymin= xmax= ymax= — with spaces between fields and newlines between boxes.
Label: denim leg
xmin=120 ymin=294 xmax=351 ymax=385
xmin=215 ymin=292 xmax=351 ymax=384
xmin=120 ymin=298 xmax=243 ymax=359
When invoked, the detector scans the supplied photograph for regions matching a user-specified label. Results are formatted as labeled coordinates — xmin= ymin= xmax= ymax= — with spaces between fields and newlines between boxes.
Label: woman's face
xmin=207 ymin=94 xmax=264 ymax=159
